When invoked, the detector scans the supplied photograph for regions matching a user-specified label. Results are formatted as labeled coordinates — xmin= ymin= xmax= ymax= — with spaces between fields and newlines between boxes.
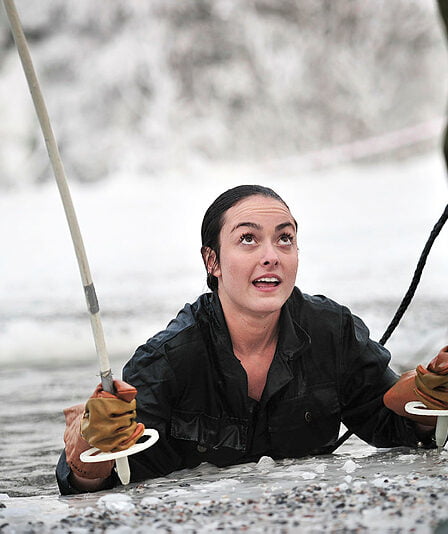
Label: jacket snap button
xmin=197 ymin=445 xmax=207 ymax=453
xmin=304 ymin=411 xmax=312 ymax=423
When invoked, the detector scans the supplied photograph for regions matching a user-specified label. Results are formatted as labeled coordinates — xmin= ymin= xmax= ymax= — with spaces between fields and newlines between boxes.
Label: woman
xmin=57 ymin=185 xmax=446 ymax=495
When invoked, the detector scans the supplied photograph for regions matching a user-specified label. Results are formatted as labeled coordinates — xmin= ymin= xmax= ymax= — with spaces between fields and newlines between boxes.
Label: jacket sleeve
xmin=55 ymin=450 xmax=118 ymax=495
xmin=122 ymin=343 xmax=184 ymax=482
xmin=338 ymin=308 xmax=433 ymax=448
xmin=56 ymin=342 xmax=183 ymax=494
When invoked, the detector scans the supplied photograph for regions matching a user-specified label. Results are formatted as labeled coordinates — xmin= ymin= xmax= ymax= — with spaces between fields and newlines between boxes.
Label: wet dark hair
xmin=201 ymin=185 xmax=295 ymax=291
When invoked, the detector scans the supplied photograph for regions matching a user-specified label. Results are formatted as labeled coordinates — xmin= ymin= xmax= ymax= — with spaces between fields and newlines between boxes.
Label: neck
xmin=220 ymin=303 xmax=280 ymax=357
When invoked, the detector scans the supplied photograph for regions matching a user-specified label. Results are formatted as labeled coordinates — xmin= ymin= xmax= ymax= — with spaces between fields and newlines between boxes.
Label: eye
xmin=239 ymin=233 xmax=256 ymax=245
xmin=278 ymin=233 xmax=294 ymax=246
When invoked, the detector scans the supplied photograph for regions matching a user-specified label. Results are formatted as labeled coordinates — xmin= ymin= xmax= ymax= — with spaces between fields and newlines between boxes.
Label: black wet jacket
xmin=56 ymin=288 xmax=426 ymax=494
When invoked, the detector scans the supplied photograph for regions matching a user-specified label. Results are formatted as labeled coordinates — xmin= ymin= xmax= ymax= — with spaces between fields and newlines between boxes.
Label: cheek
xmin=219 ymin=251 xmax=252 ymax=280
xmin=285 ymin=251 xmax=299 ymax=276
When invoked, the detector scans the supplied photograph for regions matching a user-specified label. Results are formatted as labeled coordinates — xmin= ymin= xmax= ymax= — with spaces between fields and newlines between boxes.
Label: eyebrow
xmin=231 ymin=221 xmax=296 ymax=233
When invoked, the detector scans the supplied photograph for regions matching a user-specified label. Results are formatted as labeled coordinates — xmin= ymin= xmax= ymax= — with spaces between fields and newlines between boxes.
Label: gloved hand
xmin=81 ymin=379 xmax=145 ymax=452
xmin=415 ymin=346 xmax=448 ymax=410
xmin=64 ymin=379 xmax=145 ymax=480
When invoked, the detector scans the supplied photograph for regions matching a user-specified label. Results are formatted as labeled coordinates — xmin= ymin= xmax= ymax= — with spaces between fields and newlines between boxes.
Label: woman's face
xmin=211 ymin=195 xmax=298 ymax=319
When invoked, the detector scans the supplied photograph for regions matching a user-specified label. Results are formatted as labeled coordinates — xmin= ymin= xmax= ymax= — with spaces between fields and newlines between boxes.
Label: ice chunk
xmin=300 ymin=471 xmax=317 ymax=480
xmin=97 ymin=493 xmax=134 ymax=512
xmin=256 ymin=456 xmax=276 ymax=469
xmin=315 ymin=463 xmax=326 ymax=474
xmin=342 ymin=459 xmax=359 ymax=473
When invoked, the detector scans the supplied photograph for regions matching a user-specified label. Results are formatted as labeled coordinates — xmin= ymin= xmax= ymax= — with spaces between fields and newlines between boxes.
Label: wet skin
xmin=208 ymin=195 xmax=299 ymax=400
xmin=212 ymin=195 xmax=298 ymax=323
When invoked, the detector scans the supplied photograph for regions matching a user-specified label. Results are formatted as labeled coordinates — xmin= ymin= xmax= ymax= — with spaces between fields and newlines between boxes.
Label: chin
xmin=249 ymin=296 xmax=287 ymax=315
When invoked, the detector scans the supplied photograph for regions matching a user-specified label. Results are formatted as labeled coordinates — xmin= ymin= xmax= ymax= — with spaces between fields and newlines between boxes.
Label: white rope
xmin=3 ymin=0 xmax=112 ymax=391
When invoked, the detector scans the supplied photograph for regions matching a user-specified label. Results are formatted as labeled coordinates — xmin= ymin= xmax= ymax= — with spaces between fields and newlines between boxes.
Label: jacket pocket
xmin=268 ymin=385 xmax=341 ymax=457
xmin=170 ymin=409 xmax=248 ymax=451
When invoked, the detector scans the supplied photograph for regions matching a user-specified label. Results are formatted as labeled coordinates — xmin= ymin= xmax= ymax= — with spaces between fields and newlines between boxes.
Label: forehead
xmin=222 ymin=195 xmax=295 ymax=231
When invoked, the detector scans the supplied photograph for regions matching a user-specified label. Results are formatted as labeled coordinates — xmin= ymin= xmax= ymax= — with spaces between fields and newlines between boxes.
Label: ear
xmin=212 ymin=259 xmax=221 ymax=278
xmin=201 ymin=246 xmax=220 ymax=276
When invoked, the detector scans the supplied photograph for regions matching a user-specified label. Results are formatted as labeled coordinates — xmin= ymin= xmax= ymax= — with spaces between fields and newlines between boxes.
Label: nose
xmin=261 ymin=243 xmax=279 ymax=267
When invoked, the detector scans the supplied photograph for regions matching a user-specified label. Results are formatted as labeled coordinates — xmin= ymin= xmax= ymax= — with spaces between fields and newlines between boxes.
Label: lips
xmin=252 ymin=276 xmax=281 ymax=288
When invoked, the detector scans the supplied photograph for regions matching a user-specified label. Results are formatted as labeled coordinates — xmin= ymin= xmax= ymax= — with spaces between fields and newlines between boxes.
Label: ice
xmin=2 ymin=447 xmax=448 ymax=532
xmin=256 ymin=455 xmax=276 ymax=470
xmin=140 ymin=496 xmax=162 ymax=506
xmin=342 ymin=459 xmax=359 ymax=473
xmin=299 ymin=471 xmax=317 ymax=480
xmin=314 ymin=463 xmax=326 ymax=474
xmin=192 ymin=479 xmax=242 ymax=490
xmin=97 ymin=493 xmax=134 ymax=512
xmin=396 ymin=454 xmax=420 ymax=463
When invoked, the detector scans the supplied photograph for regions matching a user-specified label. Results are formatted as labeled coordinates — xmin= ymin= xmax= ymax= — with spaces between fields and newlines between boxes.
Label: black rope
xmin=379 ymin=203 xmax=448 ymax=346
xmin=328 ymin=203 xmax=448 ymax=454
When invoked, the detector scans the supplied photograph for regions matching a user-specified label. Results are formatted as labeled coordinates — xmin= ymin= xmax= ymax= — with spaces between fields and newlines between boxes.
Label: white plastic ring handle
xmin=405 ymin=401 xmax=448 ymax=451
xmin=80 ymin=428 xmax=159 ymax=485
xmin=80 ymin=429 xmax=159 ymax=462
xmin=405 ymin=401 xmax=448 ymax=417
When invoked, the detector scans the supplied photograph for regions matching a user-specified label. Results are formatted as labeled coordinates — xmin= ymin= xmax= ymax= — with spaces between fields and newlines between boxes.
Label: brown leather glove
xmin=415 ymin=346 xmax=448 ymax=410
xmin=64 ymin=403 xmax=115 ymax=480
xmin=81 ymin=379 xmax=145 ymax=452
xmin=64 ymin=379 xmax=144 ymax=480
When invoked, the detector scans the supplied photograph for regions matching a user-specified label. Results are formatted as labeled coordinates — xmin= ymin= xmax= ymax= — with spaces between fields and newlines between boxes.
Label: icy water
xmin=3 ymin=394 xmax=448 ymax=534
xmin=1 ymin=300 xmax=448 ymax=532
xmin=1 ymin=154 xmax=448 ymax=531
xmin=2 ymin=332 xmax=448 ymax=533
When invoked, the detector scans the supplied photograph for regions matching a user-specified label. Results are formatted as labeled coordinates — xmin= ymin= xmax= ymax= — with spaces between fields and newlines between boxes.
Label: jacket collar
xmin=206 ymin=290 xmax=311 ymax=409
xmin=206 ymin=292 xmax=250 ymax=414
xmin=277 ymin=289 xmax=311 ymax=361
xmin=259 ymin=291 xmax=311 ymax=405
xmin=207 ymin=289 xmax=311 ymax=362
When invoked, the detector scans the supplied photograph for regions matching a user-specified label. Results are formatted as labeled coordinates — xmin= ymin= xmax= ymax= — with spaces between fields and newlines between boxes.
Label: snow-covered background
xmin=0 ymin=0 xmax=447 ymax=371
xmin=0 ymin=1 xmax=446 ymax=186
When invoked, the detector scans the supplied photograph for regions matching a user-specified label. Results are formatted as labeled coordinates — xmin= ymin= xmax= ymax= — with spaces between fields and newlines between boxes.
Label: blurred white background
xmin=0 ymin=0 xmax=447 ymax=369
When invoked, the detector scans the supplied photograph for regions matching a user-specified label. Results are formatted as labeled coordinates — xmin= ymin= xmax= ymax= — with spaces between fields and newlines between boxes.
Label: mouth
xmin=252 ymin=276 xmax=281 ymax=289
